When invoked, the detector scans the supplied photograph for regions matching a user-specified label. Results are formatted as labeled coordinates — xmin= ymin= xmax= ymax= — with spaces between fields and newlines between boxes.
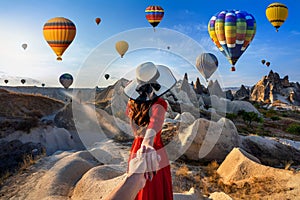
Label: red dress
xmin=127 ymin=97 xmax=173 ymax=200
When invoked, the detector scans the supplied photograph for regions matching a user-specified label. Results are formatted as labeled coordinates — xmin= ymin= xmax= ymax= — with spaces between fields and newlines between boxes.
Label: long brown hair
xmin=128 ymin=98 xmax=156 ymax=136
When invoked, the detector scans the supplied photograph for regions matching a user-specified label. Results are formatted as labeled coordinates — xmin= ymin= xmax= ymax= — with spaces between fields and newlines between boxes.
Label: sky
xmin=0 ymin=0 xmax=299 ymax=88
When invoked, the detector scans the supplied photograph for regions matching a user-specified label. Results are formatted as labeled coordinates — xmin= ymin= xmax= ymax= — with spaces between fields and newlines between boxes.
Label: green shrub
xmin=226 ymin=113 xmax=238 ymax=120
xmin=264 ymin=109 xmax=277 ymax=118
xmin=238 ymin=110 xmax=263 ymax=127
xmin=286 ymin=123 xmax=300 ymax=135
xmin=270 ymin=116 xmax=281 ymax=121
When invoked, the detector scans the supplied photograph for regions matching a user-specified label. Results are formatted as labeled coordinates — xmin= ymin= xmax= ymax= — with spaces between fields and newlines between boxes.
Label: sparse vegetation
xmin=286 ymin=123 xmax=300 ymax=135
xmin=238 ymin=110 xmax=263 ymax=128
xmin=15 ymin=118 xmax=39 ymax=133
xmin=226 ymin=113 xmax=238 ymax=120
xmin=270 ymin=116 xmax=281 ymax=121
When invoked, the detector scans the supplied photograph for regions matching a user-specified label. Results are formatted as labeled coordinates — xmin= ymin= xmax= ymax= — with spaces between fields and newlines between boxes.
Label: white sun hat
xmin=124 ymin=62 xmax=177 ymax=100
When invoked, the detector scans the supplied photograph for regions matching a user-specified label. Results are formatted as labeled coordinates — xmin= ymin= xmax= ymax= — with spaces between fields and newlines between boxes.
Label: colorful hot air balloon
xmin=196 ymin=53 xmax=218 ymax=81
xmin=43 ymin=17 xmax=76 ymax=61
xmin=22 ymin=43 xmax=27 ymax=50
xmin=115 ymin=41 xmax=129 ymax=58
xmin=145 ymin=5 xmax=164 ymax=30
xmin=266 ymin=61 xmax=271 ymax=67
xmin=261 ymin=59 xmax=266 ymax=65
xmin=208 ymin=10 xmax=256 ymax=71
xmin=4 ymin=79 xmax=8 ymax=84
xmin=59 ymin=73 xmax=73 ymax=89
xmin=266 ymin=2 xmax=288 ymax=32
xmin=95 ymin=17 xmax=101 ymax=25
xmin=21 ymin=79 xmax=26 ymax=84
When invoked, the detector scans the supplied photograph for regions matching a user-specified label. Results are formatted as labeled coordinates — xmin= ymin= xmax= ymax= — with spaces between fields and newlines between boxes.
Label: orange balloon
xmin=43 ymin=17 xmax=76 ymax=61
xmin=95 ymin=17 xmax=101 ymax=25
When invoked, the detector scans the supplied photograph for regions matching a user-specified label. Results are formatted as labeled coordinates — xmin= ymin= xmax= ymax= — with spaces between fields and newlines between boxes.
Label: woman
xmin=124 ymin=62 xmax=176 ymax=200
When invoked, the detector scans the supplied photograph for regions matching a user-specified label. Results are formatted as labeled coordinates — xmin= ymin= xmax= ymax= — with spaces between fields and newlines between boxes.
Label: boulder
xmin=166 ymin=117 xmax=240 ymax=162
xmin=26 ymin=151 xmax=96 ymax=199
xmin=174 ymin=187 xmax=203 ymax=200
xmin=217 ymin=147 xmax=300 ymax=200
xmin=174 ymin=112 xmax=196 ymax=125
xmin=240 ymin=135 xmax=300 ymax=166
xmin=72 ymin=165 xmax=125 ymax=200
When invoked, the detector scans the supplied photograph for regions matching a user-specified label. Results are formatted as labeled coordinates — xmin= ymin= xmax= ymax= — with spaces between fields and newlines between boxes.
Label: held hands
xmin=128 ymin=145 xmax=161 ymax=183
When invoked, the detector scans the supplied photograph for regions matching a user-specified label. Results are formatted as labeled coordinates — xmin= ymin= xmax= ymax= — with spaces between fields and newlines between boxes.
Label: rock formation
xmin=207 ymin=80 xmax=225 ymax=98
xmin=194 ymin=77 xmax=206 ymax=95
xmin=234 ymin=84 xmax=250 ymax=100
xmin=250 ymin=70 xmax=300 ymax=106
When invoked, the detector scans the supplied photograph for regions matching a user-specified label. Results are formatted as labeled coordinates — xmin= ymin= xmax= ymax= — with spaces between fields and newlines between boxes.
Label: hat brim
xmin=124 ymin=64 xmax=177 ymax=100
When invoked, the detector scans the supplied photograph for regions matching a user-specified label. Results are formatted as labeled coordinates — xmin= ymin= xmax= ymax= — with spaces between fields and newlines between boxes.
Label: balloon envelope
xmin=4 ymin=80 xmax=8 ymax=84
xmin=22 ymin=43 xmax=27 ymax=50
xmin=43 ymin=17 xmax=76 ymax=61
xmin=261 ymin=59 xmax=266 ymax=65
xmin=208 ymin=10 xmax=256 ymax=71
xmin=104 ymin=74 xmax=110 ymax=80
xmin=196 ymin=53 xmax=218 ymax=81
xmin=266 ymin=3 xmax=288 ymax=32
xmin=59 ymin=73 xmax=73 ymax=89
xmin=21 ymin=79 xmax=26 ymax=84
xmin=115 ymin=41 xmax=129 ymax=58
xmin=145 ymin=5 xmax=164 ymax=29
xmin=266 ymin=62 xmax=270 ymax=67
xmin=95 ymin=17 xmax=101 ymax=25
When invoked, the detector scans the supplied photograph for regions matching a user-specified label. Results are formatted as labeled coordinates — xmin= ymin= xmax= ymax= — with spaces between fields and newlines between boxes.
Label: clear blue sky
xmin=0 ymin=0 xmax=299 ymax=88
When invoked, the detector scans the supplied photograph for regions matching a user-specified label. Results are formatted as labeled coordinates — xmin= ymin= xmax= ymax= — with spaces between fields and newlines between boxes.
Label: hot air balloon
xmin=145 ymin=5 xmax=164 ymax=31
xmin=266 ymin=3 xmax=288 ymax=32
xmin=59 ymin=73 xmax=73 ymax=89
xmin=266 ymin=61 xmax=271 ymax=67
xmin=208 ymin=10 xmax=256 ymax=71
xmin=4 ymin=80 xmax=8 ymax=84
xmin=43 ymin=17 xmax=76 ymax=61
xmin=115 ymin=41 xmax=129 ymax=58
xmin=196 ymin=53 xmax=218 ymax=81
xmin=261 ymin=59 xmax=266 ymax=65
xmin=22 ymin=43 xmax=27 ymax=50
xmin=95 ymin=17 xmax=101 ymax=25
xmin=21 ymin=79 xmax=26 ymax=84
xmin=42 ymin=83 xmax=45 ymax=87
xmin=167 ymin=46 xmax=170 ymax=50
xmin=104 ymin=74 xmax=110 ymax=80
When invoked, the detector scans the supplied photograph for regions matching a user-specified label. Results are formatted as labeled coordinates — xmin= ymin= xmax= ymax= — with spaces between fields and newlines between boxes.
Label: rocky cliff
xmin=250 ymin=70 xmax=300 ymax=106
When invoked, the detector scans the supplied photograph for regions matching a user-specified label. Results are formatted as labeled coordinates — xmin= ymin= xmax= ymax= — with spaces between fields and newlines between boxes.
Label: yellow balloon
xmin=115 ymin=41 xmax=129 ymax=58
xmin=43 ymin=17 xmax=76 ymax=61
xmin=266 ymin=2 xmax=288 ymax=32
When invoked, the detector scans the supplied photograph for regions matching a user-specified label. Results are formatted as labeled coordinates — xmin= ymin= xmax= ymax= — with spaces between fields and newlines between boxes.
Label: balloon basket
xmin=231 ymin=66 xmax=236 ymax=72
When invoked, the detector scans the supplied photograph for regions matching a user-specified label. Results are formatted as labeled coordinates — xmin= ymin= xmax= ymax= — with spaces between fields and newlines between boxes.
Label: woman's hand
xmin=136 ymin=144 xmax=160 ymax=181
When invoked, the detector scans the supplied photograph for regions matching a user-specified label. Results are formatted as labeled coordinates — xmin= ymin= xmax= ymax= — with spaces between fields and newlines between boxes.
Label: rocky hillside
xmin=250 ymin=70 xmax=300 ymax=106
xmin=0 ymin=89 xmax=64 ymax=119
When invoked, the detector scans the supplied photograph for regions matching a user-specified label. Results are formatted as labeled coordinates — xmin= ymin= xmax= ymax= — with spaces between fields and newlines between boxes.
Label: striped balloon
xmin=43 ymin=17 xmax=76 ymax=61
xmin=266 ymin=3 xmax=288 ymax=32
xmin=208 ymin=10 xmax=256 ymax=71
xmin=196 ymin=53 xmax=218 ymax=81
xmin=59 ymin=73 xmax=73 ymax=89
xmin=145 ymin=5 xmax=164 ymax=30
